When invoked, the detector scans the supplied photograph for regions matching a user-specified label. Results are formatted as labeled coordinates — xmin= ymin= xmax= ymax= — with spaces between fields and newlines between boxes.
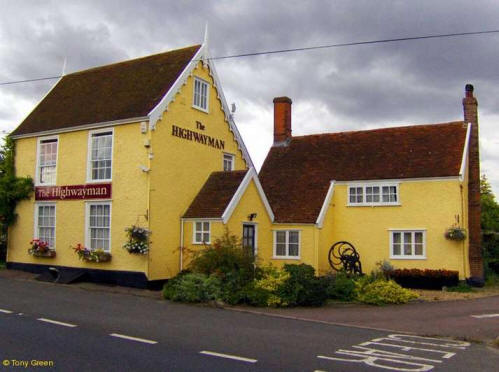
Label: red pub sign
xmin=35 ymin=184 xmax=112 ymax=201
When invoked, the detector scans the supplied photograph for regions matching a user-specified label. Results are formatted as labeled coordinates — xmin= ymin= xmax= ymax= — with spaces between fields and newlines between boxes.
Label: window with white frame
xmin=87 ymin=203 xmax=111 ymax=251
xmin=193 ymin=221 xmax=210 ymax=244
xmin=193 ymin=77 xmax=209 ymax=112
xmin=35 ymin=204 xmax=56 ymax=248
xmin=37 ymin=138 xmax=58 ymax=185
xmin=274 ymin=230 xmax=300 ymax=258
xmin=348 ymin=184 xmax=399 ymax=206
xmin=390 ymin=230 xmax=425 ymax=259
xmin=223 ymin=153 xmax=235 ymax=171
xmin=88 ymin=131 xmax=113 ymax=181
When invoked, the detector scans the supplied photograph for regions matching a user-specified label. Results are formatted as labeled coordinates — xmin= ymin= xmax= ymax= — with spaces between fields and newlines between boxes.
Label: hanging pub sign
xmin=35 ymin=184 xmax=112 ymax=201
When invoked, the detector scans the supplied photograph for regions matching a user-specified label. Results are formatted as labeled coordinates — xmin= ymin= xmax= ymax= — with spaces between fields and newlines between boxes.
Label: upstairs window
xmin=193 ymin=77 xmax=209 ymax=112
xmin=348 ymin=183 xmax=399 ymax=206
xmin=223 ymin=153 xmax=235 ymax=171
xmin=88 ymin=130 xmax=113 ymax=181
xmin=37 ymin=137 xmax=58 ymax=185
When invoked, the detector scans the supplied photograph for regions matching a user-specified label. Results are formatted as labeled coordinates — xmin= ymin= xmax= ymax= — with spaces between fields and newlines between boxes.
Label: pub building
xmin=7 ymin=37 xmax=483 ymax=287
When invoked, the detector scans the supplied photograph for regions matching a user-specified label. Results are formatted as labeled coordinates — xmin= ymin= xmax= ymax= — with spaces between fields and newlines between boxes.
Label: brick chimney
xmin=273 ymin=97 xmax=292 ymax=146
xmin=463 ymin=84 xmax=483 ymax=281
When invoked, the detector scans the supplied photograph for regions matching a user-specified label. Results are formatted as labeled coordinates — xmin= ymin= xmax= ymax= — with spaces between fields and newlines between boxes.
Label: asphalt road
xmin=0 ymin=277 xmax=498 ymax=371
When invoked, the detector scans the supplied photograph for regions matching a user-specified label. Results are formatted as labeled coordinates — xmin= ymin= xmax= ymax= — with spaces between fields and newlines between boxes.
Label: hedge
xmin=387 ymin=268 xmax=459 ymax=289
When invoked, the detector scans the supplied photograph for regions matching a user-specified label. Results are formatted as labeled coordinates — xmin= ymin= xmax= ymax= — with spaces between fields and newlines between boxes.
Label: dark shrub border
xmin=387 ymin=268 xmax=459 ymax=289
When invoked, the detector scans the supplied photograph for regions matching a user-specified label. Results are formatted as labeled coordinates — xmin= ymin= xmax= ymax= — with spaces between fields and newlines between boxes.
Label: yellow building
xmin=7 ymin=37 xmax=483 ymax=287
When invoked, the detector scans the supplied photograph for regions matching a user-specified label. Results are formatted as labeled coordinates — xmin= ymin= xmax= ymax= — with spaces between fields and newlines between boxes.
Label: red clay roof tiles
xmin=183 ymin=170 xmax=248 ymax=219
xmin=259 ymin=122 xmax=468 ymax=223
xmin=11 ymin=45 xmax=201 ymax=136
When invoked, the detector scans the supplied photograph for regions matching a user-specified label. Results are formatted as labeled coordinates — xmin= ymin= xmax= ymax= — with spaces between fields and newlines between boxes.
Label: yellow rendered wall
xmin=148 ymin=62 xmax=247 ymax=279
xmin=317 ymin=180 xmax=469 ymax=278
xmin=8 ymin=123 xmax=150 ymax=274
xmin=182 ymin=179 xmax=318 ymax=271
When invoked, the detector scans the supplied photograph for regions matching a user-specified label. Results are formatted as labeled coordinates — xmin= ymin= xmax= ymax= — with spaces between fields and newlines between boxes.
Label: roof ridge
xmin=66 ymin=44 xmax=201 ymax=77
xmin=291 ymin=120 xmax=465 ymax=140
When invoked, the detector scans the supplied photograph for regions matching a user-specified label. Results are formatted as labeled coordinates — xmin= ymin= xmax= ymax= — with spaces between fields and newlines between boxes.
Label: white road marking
xmin=37 ymin=318 xmax=77 ymax=328
xmin=471 ymin=313 xmax=499 ymax=319
xmin=200 ymin=350 xmax=257 ymax=363
xmin=110 ymin=333 xmax=157 ymax=344
xmin=0 ymin=309 xmax=13 ymax=314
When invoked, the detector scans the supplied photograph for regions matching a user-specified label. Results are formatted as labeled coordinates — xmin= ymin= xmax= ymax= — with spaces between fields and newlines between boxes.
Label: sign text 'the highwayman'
xmin=171 ymin=125 xmax=225 ymax=150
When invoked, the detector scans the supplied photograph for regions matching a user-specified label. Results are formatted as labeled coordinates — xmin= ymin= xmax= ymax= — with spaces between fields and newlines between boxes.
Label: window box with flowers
xmin=28 ymin=239 xmax=56 ymax=258
xmin=71 ymin=243 xmax=111 ymax=263
xmin=445 ymin=227 xmax=467 ymax=241
xmin=123 ymin=226 xmax=150 ymax=255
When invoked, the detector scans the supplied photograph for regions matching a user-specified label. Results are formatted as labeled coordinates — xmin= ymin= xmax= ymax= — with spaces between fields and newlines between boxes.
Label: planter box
xmin=82 ymin=252 xmax=112 ymax=263
xmin=445 ymin=228 xmax=466 ymax=241
xmin=30 ymin=249 xmax=56 ymax=258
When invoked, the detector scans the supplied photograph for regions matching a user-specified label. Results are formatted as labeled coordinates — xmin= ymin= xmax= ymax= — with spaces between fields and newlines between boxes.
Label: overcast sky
xmin=1 ymin=0 xmax=498 ymax=195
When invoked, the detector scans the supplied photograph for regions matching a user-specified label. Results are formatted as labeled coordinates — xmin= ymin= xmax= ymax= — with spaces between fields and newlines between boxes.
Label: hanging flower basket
xmin=123 ymin=226 xmax=150 ymax=254
xmin=72 ymin=244 xmax=112 ymax=263
xmin=445 ymin=227 xmax=467 ymax=241
xmin=28 ymin=239 xmax=56 ymax=258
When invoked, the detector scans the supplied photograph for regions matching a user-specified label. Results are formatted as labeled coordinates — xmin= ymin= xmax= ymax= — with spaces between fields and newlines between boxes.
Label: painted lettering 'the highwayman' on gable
xmin=171 ymin=124 xmax=225 ymax=150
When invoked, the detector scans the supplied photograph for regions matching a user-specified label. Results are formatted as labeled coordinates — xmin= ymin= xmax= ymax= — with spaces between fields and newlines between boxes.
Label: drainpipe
xmin=179 ymin=218 xmax=185 ymax=272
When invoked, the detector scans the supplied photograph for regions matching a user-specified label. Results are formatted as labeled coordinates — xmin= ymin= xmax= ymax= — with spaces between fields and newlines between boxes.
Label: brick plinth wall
xmin=463 ymin=84 xmax=483 ymax=279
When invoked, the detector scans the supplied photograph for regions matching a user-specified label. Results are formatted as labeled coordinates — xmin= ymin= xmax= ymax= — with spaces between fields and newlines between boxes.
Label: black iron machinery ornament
xmin=328 ymin=241 xmax=363 ymax=275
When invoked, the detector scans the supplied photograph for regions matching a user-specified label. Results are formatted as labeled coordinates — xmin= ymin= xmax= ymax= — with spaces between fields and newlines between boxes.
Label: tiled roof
xmin=183 ymin=170 xmax=248 ymax=218
xmin=11 ymin=45 xmax=201 ymax=136
xmin=259 ymin=122 xmax=468 ymax=223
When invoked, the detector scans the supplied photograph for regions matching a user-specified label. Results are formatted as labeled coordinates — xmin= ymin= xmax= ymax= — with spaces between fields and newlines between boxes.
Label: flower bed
xmin=28 ymin=239 xmax=56 ymax=258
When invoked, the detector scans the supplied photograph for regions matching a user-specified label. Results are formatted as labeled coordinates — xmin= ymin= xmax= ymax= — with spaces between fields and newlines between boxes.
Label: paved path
xmin=230 ymin=296 xmax=499 ymax=342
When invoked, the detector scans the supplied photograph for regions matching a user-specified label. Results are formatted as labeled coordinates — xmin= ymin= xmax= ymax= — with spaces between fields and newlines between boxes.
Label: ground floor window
xmin=35 ymin=203 xmax=56 ymax=248
xmin=86 ymin=202 xmax=111 ymax=251
xmin=193 ymin=221 xmax=210 ymax=244
xmin=390 ymin=230 xmax=425 ymax=259
xmin=273 ymin=230 xmax=300 ymax=258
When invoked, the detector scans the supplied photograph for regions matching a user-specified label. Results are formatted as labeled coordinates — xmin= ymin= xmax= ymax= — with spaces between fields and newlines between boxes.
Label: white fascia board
xmin=316 ymin=180 xmax=335 ymax=228
xmin=334 ymin=176 xmax=459 ymax=185
xmin=10 ymin=116 xmax=148 ymax=139
xmin=459 ymin=123 xmax=472 ymax=182
xmin=221 ymin=168 xmax=275 ymax=224
xmin=148 ymin=44 xmax=206 ymax=129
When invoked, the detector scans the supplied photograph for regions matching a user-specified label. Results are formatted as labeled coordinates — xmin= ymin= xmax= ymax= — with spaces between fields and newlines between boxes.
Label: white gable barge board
xmin=316 ymin=180 xmax=335 ymax=228
xmin=148 ymin=43 xmax=254 ymax=170
xmin=221 ymin=168 xmax=275 ymax=224
xmin=459 ymin=123 xmax=472 ymax=182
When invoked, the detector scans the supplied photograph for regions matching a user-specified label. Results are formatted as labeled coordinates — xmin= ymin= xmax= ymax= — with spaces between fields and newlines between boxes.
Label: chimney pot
xmin=273 ymin=96 xmax=292 ymax=146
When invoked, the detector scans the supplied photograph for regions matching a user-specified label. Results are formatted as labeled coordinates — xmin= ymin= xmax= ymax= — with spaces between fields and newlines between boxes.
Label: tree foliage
xmin=481 ymin=175 xmax=499 ymax=232
xmin=0 ymin=137 xmax=34 ymax=259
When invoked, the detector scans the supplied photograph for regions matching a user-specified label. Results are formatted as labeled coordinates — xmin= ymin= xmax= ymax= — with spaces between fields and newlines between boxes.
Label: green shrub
xmin=252 ymin=265 xmax=290 ymax=306
xmin=325 ymin=271 xmax=357 ymax=301
xmin=189 ymin=229 xmax=255 ymax=284
xmin=163 ymin=273 xmax=221 ymax=303
xmin=355 ymin=278 xmax=418 ymax=305
xmin=446 ymin=282 xmax=473 ymax=293
xmin=278 ymin=264 xmax=328 ymax=307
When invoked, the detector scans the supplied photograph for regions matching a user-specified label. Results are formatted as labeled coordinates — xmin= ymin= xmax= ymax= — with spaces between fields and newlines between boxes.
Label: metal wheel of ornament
xmin=328 ymin=241 xmax=363 ymax=275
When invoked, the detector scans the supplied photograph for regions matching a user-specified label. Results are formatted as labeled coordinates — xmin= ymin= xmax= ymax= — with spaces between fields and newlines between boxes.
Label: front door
xmin=242 ymin=224 xmax=256 ymax=257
